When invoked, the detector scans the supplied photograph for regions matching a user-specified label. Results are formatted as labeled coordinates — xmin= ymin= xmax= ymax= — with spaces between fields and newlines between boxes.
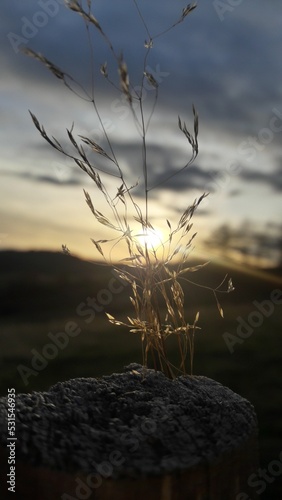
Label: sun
xmin=136 ymin=227 xmax=164 ymax=251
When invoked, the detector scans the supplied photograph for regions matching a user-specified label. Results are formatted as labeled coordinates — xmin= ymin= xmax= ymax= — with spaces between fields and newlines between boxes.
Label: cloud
xmin=2 ymin=0 xmax=282 ymax=135
xmin=146 ymin=164 xmax=215 ymax=193
xmin=0 ymin=168 xmax=83 ymax=187
xmin=228 ymin=189 xmax=242 ymax=197
xmin=80 ymin=138 xmax=215 ymax=194
xmin=240 ymin=167 xmax=282 ymax=192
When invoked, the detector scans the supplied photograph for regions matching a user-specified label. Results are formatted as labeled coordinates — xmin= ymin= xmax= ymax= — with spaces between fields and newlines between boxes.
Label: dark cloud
xmin=228 ymin=189 xmax=242 ymax=197
xmin=146 ymin=164 xmax=214 ymax=193
xmin=0 ymin=167 xmax=83 ymax=187
xmin=87 ymin=139 xmax=214 ymax=194
xmin=240 ymin=167 xmax=282 ymax=192
xmin=2 ymin=0 xmax=282 ymax=135
xmin=13 ymin=129 xmax=282 ymax=196
xmin=2 ymin=132 xmax=215 ymax=194
xmin=23 ymin=172 xmax=82 ymax=186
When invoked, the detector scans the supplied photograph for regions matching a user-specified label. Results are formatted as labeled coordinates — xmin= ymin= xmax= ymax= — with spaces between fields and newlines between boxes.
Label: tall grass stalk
xmin=25 ymin=0 xmax=234 ymax=378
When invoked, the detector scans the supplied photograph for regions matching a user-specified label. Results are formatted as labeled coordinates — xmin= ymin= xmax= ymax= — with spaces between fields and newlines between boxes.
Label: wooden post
xmin=0 ymin=432 xmax=259 ymax=500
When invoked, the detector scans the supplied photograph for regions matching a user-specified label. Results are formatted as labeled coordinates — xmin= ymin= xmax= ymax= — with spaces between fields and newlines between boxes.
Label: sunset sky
xmin=1 ymin=0 xmax=282 ymax=264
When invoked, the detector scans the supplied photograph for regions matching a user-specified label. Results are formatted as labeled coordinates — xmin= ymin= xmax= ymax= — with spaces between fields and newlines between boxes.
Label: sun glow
xmin=136 ymin=227 xmax=164 ymax=251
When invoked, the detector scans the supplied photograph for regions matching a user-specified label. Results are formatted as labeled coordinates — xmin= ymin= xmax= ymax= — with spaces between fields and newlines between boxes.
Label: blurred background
xmin=1 ymin=1 xmax=282 ymax=498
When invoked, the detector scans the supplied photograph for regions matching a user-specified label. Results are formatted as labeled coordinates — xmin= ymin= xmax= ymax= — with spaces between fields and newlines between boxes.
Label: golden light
xmin=136 ymin=227 xmax=164 ymax=251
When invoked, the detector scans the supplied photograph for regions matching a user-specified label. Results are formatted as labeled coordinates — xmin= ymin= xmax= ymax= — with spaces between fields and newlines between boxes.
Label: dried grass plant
xmin=24 ymin=1 xmax=234 ymax=378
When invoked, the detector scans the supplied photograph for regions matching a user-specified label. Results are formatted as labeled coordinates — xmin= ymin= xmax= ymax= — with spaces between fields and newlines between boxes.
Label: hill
xmin=0 ymin=249 xmax=98 ymax=281
xmin=0 ymin=248 xmax=281 ymax=325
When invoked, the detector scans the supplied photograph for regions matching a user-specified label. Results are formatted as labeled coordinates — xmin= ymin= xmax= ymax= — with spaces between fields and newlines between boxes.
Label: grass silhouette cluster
xmin=25 ymin=0 xmax=233 ymax=377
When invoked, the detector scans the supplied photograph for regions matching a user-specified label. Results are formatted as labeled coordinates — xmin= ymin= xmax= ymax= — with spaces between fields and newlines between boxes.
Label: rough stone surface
xmin=0 ymin=364 xmax=258 ymax=478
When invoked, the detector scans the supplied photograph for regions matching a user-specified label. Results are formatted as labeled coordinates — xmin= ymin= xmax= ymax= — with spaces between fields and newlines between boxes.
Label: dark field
xmin=0 ymin=250 xmax=281 ymax=499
